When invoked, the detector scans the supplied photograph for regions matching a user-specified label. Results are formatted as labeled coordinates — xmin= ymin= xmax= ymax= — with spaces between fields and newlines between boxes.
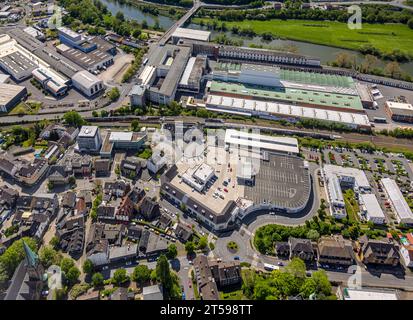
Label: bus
xmin=373 ymin=117 xmax=387 ymax=123
xmin=263 ymin=263 xmax=280 ymax=271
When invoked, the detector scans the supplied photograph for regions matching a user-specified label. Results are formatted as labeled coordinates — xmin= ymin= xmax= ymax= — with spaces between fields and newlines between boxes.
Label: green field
xmin=194 ymin=18 xmax=413 ymax=56
xmin=8 ymin=101 xmax=42 ymax=116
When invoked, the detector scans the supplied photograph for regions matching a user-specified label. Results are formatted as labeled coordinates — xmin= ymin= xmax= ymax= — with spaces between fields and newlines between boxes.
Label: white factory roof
xmin=360 ymin=193 xmax=385 ymax=220
xmin=224 ymin=129 xmax=299 ymax=154
xmin=381 ymin=178 xmax=413 ymax=223
xmin=386 ymin=101 xmax=413 ymax=116
xmin=109 ymin=131 xmax=133 ymax=142
xmin=172 ymin=27 xmax=211 ymax=42
xmin=328 ymin=174 xmax=344 ymax=205
xmin=78 ymin=126 xmax=98 ymax=138
xmin=71 ymin=70 xmax=101 ymax=88
xmin=343 ymin=288 xmax=398 ymax=300
xmin=139 ymin=65 xmax=155 ymax=86
xmin=323 ymin=165 xmax=370 ymax=190
xmin=206 ymin=95 xmax=370 ymax=127
xmin=179 ymin=56 xmax=196 ymax=86
xmin=0 ymin=73 xmax=10 ymax=83
xmin=57 ymin=26 xmax=81 ymax=39
xmin=0 ymin=83 xmax=26 ymax=106
xmin=23 ymin=26 xmax=44 ymax=39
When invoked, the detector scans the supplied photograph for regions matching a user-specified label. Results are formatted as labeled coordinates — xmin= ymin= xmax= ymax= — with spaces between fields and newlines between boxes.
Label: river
xmin=100 ymin=0 xmax=413 ymax=76
xmin=99 ymin=0 xmax=176 ymax=29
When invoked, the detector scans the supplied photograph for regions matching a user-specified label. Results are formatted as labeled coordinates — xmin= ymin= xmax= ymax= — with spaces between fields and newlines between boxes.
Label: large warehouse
xmin=381 ymin=178 xmax=413 ymax=225
xmin=0 ymin=83 xmax=27 ymax=112
xmin=172 ymin=27 xmax=211 ymax=43
xmin=385 ymin=101 xmax=413 ymax=123
xmin=359 ymin=193 xmax=386 ymax=225
xmin=71 ymin=70 xmax=104 ymax=97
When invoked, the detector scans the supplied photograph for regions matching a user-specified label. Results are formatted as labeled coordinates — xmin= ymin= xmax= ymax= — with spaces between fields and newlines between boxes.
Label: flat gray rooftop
xmin=60 ymin=47 xmax=111 ymax=70
xmin=0 ymin=51 xmax=37 ymax=77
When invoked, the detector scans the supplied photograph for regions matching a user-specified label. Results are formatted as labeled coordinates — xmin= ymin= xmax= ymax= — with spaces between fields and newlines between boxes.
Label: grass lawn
xmin=343 ymin=189 xmax=360 ymax=223
xmin=193 ymin=18 xmax=413 ymax=56
xmin=8 ymin=101 xmax=42 ymax=116
xmin=219 ymin=289 xmax=247 ymax=300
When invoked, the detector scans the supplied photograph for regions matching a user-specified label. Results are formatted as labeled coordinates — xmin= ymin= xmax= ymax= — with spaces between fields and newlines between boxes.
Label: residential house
xmin=289 ymin=237 xmax=315 ymax=262
xmin=56 ymin=215 xmax=85 ymax=257
xmin=64 ymin=154 xmax=92 ymax=177
xmin=317 ymin=236 xmax=354 ymax=266
xmin=48 ymin=165 xmax=71 ymax=186
xmin=138 ymin=197 xmax=160 ymax=221
xmin=61 ymin=191 xmax=76 ymax=210
xmin=127 ymin=187 xmax=146 ymax=210
xmin=127 ymin=225 xmax=143 ymax=241
xmin=275 ymin=242 xmax=290 ymax=258
xmin=359 ymin=235 xmax=400 ymax=266
xmin=97 ymin=205 xmax=116 ymax=223
xmin=209 ymin=260 xmax=242 ymax=287
xmin=0 ymin=185 xmax=18 ymax=224
xmin=193 ymin=255 xmax=220 ymax=300
xmin=77 ymin=190 xmax=92 ymax=208
xmin=116 ymin=196 xmax=135 ymax=223
xmin=94 ymin=159 xmax=112 ymax=177
xmin=157 ymin=213 xmax=172 ymax=230
xmin=174 ymin=223 xmax=193 ymax=242
xmin=120 ymin=156 xmax=142 ymax=179
xmin=109 ymin=243 xmax=138 ymax=264
xmin=104 ymin=181 xmax=130 ymax=198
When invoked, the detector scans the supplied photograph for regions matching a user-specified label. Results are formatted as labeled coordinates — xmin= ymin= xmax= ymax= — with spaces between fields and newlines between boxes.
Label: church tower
xmin=23 ymin=241 xmax=44 ymax=282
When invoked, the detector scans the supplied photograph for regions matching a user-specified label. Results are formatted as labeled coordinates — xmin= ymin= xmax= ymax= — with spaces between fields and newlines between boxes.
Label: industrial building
xmin=0 ymin=83 xmax=27 ymax=112
xmin=224 ymin=129 xmax=299 ymax=155
xmin=381 ymin=178 xmax=413 ymax=225
xmin=184 ymin=41 xmax=321 ymax=67
xmin=205 ymin=94 xmax=371 ymax=130
xmin=178 ymin=55 xmax=207 ymax=93
xmin=100 ymin=131 xmax=147 ymax=158
xmin=57 ymin=43 xmax=113 ymax=72
xmin=210 ymin=63 xmax=364 ymax=113
xmin=129 ymin=44 xmax=191 ymax=106
xmin=0 ymin=34 xmax=38 ymax=81
xmin=171 ymin=27 xmax=211 ymax=43
xmin=71 ymin=70 xmax=104 ymax=97
xmin=23 ymin=26 xmax=45 ymax=41
xmin=77 ymin=126 xmax=102 ymax=153
xmin=385 ymin=101 xmax=413 ymax=123
xmin=323 ymin=165 xmax=370 ymax=219
xmin=218 ymin=45 xmax=321 ymax=67
xmin=58 ymin=27 xmax=97 ymax=53
xmin=56 ymin=27 xmax=115 ymax=72
xmin=32 ymin=67 xmax=69 ymax=97
xmin=359 ymin=193 xmax=386 ymax=225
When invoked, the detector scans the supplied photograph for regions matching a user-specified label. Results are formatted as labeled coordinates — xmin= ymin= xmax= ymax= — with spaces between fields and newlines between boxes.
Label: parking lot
xmin=244 ymin=153 xmax=311 ymax=212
